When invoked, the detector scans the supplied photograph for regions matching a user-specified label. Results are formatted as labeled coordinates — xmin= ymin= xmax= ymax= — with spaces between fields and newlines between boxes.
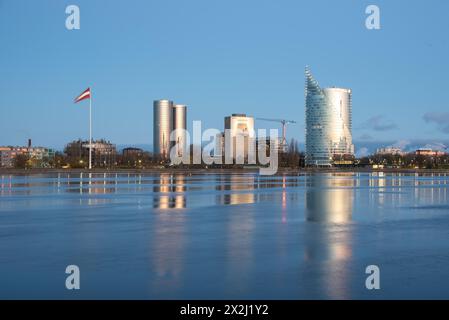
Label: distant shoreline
xmin=1 ymin=167 xmax=449 ymax=175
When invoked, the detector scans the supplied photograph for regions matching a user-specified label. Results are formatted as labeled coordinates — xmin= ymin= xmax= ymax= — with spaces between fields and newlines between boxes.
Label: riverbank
xmin=1 ymin=167 xmax=449 ymax=175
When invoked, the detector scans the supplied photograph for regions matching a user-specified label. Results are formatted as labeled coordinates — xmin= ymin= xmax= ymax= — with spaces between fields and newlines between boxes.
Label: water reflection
xmin=306 ymin=174 xmax=354 ymax=223
xmin=304 ymin=174 xmax=354 ymax=299
xmin=150 ymin=208 xmax=186 ymax=294
xmin=225 ymin=205 xmax=255 ymax=296
xmin=153 ymin=174 xmax=186 ymax=209
xmin=3 ymin=172 xmax=449 ymax=299
xmin=0 ymin=175 xmax=13 ymax=196
xmin=281 ymin=175 xmax=287 ymax=223
xmin=4 ymin=172 xmax=447 ymax=213
xmin=216 ymin=175 xmax=256 ymax=205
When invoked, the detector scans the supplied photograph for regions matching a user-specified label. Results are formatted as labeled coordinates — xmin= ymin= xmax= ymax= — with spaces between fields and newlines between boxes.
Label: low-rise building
xmin=376 ymin=147 xmax=405 ymax=156
xmin=0 ymin=147 xmax=26 ymax=167
xmin=0 ymin=141 xmax=55 ymax=168
xmin=121 ymin=147 xmax=145 ymax=167
xmin=122 ymin=147 xmax=144 ymax=158
xmin=29 ymin=147 xmax=55 ymax=161
xmin=65 ymin=139 xmax=117 ymax=167
xmin=415 ymin=148 xmax=446 ymax=157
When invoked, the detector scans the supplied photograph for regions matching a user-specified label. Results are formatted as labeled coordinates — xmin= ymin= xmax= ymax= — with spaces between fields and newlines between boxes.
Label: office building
xmin=153 ymin=100 xmax=173 ymax=159
xmin=305 ymin=67 xmax=354 ymax=166
xmin=217 ymin=114 xmax=255 ymax=162
xmin=172 ymin=104 xmax=187 ymax=158
xmin=153 ymin=100 xmax=187 ymax=160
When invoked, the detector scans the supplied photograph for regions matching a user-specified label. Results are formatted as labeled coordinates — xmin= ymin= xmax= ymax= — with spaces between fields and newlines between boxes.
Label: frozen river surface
xmin=1 ymin=172 xmax=449 ymax=299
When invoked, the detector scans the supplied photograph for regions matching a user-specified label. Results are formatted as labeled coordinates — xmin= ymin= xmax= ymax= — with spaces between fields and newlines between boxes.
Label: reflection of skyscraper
xmin=306 ymin=174 xmax=354 ymax=223
xmin=304 ymin=174 xmax=354 ymax=299
xmin=305 ymin=68 xmax=354 ymax=166
xmin=173 ymin=175 xmax=186 ymax=209
xmin=153 ymin=174 xmax=186 ymax=209
xmin=150 ymin=202 xmax=186 ymax=296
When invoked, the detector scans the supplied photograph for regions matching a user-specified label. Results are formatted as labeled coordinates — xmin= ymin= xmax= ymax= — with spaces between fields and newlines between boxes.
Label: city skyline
xmin=3 ymin=1 xmax=449 ymax=304
xmin=1 ymin=1 xmax=449 ymax=151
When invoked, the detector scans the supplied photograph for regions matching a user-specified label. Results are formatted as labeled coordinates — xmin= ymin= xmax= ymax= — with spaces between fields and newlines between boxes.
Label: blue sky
xmin=1 ymin=0 xmax=448 ymax=151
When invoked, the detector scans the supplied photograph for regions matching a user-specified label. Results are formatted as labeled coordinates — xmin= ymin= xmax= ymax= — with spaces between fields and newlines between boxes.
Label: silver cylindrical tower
xmin=153 ymin=99 xmax=173 ymax=159
xmin=172 ymin=104 xmax=187 ymax=158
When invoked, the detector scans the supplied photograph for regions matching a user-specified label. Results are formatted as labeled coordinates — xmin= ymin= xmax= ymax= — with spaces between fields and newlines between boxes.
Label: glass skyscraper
xmin=305 ymin=67 xmax=354 ymax=166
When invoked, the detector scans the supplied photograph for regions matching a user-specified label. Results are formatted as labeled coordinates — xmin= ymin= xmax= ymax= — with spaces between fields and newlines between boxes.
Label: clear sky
xmin=1 ymin=0 xmax=448 ymax=151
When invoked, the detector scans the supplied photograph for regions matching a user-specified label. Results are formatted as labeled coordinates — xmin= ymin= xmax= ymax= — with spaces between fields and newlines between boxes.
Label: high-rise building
xmin=218 ymin=114 xmax=255 ymax=162
xmin=305 ymin=68 xmax=354 ymax=166
xmin=153 ymin=100 xmax=187 ymax=160
xmin=224 ymin=114 xmax=255 ymax=138
xmin=153 ymin=100 xmax=173 ymax=159
xmin=172 ymin=104 xmax=187 ymax=158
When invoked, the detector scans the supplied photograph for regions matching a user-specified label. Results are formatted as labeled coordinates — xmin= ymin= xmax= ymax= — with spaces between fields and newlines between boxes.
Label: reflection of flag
xmin=74 ymin=88 xmax=91 ymax=103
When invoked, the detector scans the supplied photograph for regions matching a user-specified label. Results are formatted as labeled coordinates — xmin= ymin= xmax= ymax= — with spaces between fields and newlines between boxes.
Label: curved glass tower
xmin=305 ymin=67 xmax=354 ymax=166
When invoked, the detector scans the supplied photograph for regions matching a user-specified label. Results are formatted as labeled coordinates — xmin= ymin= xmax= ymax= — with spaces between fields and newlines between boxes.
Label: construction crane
xmin=256 ymin=118 xmax=297 ymax=152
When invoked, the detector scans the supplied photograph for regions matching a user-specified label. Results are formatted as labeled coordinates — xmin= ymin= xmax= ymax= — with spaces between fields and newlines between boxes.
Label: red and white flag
xmin=74 ymin=87 xmax=91 ymax=103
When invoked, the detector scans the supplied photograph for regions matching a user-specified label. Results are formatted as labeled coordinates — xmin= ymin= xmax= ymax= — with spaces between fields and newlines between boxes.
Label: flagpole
xmin=89 ymin=88 xmax=92 ymax=170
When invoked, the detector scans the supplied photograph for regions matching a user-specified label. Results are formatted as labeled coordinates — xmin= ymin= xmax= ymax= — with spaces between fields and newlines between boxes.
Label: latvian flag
xmin=74 ymin=88 xmax=91 ymax=103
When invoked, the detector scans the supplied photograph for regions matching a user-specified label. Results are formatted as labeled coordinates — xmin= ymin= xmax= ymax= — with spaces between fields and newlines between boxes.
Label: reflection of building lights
xmin=217 ymin=175 xmax=256 ymax=205
xmin=153 ymin=174 xmax=186 ymax=209
xmin=151 ymin=209 xmax=186 ymax=292
xmin=306 ymin=174 xmax=353 ymax=223
xmin=304 ymin=174 xmax=354 ymax=299
xmin=281 ymin=175 xmax=287 ymax=223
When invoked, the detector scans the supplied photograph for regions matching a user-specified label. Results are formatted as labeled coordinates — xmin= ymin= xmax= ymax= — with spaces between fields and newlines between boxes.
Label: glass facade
xmin=305 ymin=68 xmax=354 ymax=166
